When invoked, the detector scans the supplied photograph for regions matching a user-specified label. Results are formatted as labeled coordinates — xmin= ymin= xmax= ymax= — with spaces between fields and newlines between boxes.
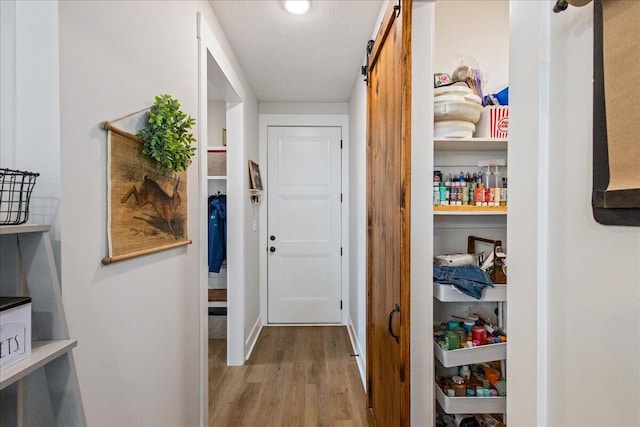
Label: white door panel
xmin=267 ymin=126 xmax=342 ymax=323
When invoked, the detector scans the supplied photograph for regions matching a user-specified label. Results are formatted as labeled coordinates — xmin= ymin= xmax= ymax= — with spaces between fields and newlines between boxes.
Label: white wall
xmin=0 ymin=0 xmax=17 ymax=168
xmin=58 ymin=2 xmax=259 ymax=425
xmin=346 ymin=1 xmax=389 ymax=388
xmin=545 ymin=3 xmax=640 ymax=425
xmin=207 ymin=101 xmax=226 ymax=147
xmin=259 ymin=102 xmax=348 ymax=115
xmin=411 ymin=2 xmax=436 ymax=425
xmin=509 ymin=2 xmax=640 ymax=426
xmin=434 ymin=0 xmax=509 ymax=96
xmin=348 ymin=75 xmax=367 ymax=381
xmin=0 ymin=1 xmax=62 ymax=269
xmin=243 ymin=98 xmax=261 ymax=356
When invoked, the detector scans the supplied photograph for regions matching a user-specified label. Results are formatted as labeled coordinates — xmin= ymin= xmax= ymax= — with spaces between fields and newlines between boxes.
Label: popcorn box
xmin=475 ymin=106 xmax=509 ymax=139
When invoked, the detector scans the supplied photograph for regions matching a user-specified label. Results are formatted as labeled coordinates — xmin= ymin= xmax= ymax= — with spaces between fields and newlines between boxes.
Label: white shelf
xmin=208 ymin=301 xmax=227 ymax=308
xmin=0 ymin=226 xmax=85 ymax=423
xmin=0 ymin=340 xmax=77 ymax=390
xmin=0 ymin=224 xmax=51 ymax=235
xmin=435 ymin=384 xmax=506 ymax=414
xmin=434 ymin=341 xmax=506 ymax=367
xmin=434 ymin=283 xmax=507 ymax=302
xmin=434 ymin=206 xmax=507 ymax=216
xmin=434 ymin=138 xmax=507 ymax=152
xmin=207 ymin=146 xmax=227 ymax=151
xmin=207 ymin=176 xmax=227 ymax=180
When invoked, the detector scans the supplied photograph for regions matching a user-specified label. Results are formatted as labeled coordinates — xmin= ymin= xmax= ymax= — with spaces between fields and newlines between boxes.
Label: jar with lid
xmin=471 ymin=325 xmax=487 ymax=345
xmin=445 ymin=331 xmax=460 ymax=350
xmin=460 ymin=365 xmax=471 ymax=380
xmin=452 ymin=375 xmax=466 ymax=397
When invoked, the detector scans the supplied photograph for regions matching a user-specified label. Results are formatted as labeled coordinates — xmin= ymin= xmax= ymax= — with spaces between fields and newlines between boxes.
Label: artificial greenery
xmin=137 ymin=94 xmax=196 ymax=175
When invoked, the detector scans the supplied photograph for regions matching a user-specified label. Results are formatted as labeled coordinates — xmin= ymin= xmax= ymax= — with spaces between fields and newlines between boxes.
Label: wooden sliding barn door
xmin=366 ymin=0 xmax=411 ymax=426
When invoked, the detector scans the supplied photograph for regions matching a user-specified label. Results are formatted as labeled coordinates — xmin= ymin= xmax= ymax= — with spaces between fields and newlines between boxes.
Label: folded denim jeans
xmin=433 ymin=265 xmax=493 ymax=300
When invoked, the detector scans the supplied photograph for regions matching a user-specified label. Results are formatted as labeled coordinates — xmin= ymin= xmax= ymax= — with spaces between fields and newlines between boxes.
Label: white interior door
xmin=267 ymin=126 xmax=342 ymax=323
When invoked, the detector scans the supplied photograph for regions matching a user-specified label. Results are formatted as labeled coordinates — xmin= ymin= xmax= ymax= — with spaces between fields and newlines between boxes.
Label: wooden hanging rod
xmin=100 ymin=121 xmax=143 ymax=143
xmin=102 ymin=239 xmax=192 ymax=265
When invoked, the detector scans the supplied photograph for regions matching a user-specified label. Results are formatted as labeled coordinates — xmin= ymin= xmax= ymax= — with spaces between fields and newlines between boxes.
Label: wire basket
xmin=0 ymin=168 xmax=39 ymax=225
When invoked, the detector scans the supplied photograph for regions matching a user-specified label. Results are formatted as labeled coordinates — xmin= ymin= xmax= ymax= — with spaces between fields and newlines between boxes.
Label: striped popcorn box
xmin=475 ymin=106 xmax=509 ymax=139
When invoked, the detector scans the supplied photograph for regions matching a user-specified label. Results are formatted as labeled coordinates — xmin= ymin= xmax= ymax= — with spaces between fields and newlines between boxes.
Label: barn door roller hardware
xmin=361 ymin=39 xmax=374 ymax=84
xmin=553 ymin=0 xmax=592 ymax=13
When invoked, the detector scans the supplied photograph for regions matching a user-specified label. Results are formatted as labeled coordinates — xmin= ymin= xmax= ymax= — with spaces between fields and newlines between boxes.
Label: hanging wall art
xmin=100 ymin=97 xmax=195 ymax=265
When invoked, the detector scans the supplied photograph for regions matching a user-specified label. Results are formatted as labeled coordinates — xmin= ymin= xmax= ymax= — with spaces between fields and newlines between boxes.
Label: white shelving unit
xmin=0 ymin=224 xmax=86 ymax=426
xmin=433 ymin=137 xmax=508 ymax=416
xmin=434 ymin=138 xmax=508 ymax=152
xmin=434 ymin=206 xmax=507 ymax=216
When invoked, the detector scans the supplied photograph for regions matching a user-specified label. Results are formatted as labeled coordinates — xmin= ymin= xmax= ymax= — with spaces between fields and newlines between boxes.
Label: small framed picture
xmin=248 ymin=160 xmax=263 ymax=190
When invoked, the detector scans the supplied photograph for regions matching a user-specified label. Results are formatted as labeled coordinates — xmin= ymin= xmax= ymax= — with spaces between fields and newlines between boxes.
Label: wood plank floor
xmin=209 ymin=326 xmax=369 ymax=427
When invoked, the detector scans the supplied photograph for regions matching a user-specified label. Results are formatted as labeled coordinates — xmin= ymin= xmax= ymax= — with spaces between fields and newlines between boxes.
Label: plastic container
xmin=435 ymin=384 xmax=506 ymax=414
xmin=434 ymin=121 xmax=476 ymax=138
xmin=433 ymin=341 xmax=507 ymax=367
xmin=434 ymin=102 xmax=483 ymax=123
xmin=434 ymin=84 xmax=474 ymax=97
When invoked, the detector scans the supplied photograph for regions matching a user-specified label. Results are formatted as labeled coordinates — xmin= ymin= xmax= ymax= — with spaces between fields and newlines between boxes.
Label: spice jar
xmin=484 ymin=367 xmax=501 ymax=386
xmin=452 ymin=375 xmax=466 ymax=397
xmin=471 ymin=325 xmax=487 ymax=345
xmin=445 ymin=331 xmax=460 ymax=350
xmin=453 ymin=326 xmax=468 ymax=344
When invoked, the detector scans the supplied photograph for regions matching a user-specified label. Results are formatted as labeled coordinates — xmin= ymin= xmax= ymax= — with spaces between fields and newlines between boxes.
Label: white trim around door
xmin=258 ymin=114 xmax=350 ymax=327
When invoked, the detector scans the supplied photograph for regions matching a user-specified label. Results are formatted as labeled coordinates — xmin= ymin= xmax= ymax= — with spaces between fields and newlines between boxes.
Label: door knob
xmin=270 ymin=235 xmax=276 ymax=241
xmin=269 ymin=246 xmax=276 ymax=253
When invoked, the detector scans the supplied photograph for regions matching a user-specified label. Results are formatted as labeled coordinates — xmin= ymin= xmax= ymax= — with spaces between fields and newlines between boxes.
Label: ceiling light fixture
xmin=284 ymin=0 xmax=310 ymax=15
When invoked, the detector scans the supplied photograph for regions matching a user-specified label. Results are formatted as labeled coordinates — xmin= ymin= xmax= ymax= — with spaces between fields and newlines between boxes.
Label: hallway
xmin=209 ymin=326 xmax=368 ymax=427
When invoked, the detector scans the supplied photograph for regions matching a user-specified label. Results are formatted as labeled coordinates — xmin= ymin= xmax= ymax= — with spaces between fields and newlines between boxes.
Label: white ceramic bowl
xmin=434 ymin=120 xmax=476 ymax=138
xmin=434 ymin=101 xmax=483 ymax=123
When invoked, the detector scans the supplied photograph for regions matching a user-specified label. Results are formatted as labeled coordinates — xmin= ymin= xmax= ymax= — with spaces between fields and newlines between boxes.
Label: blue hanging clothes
xmin=208 ymin=194 xmax=227 ymax=273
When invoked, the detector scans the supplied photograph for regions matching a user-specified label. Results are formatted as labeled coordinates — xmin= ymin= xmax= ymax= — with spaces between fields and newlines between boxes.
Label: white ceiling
xmin=208 ymin=0 xmax=384 ymax=103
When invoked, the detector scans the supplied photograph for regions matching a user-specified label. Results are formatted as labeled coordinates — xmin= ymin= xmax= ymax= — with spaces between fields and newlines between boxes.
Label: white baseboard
xmin=245 ymin=315 xmax=263 ymax=360
xmin=347 ymin=315 xmax=366 ymax=389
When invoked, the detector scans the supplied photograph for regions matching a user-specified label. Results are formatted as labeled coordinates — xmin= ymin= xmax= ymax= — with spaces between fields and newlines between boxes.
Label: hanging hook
xmin=553 ymin=0 xmax=569 ymax=13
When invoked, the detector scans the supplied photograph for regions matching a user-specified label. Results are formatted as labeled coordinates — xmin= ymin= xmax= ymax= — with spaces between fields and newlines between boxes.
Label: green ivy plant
xmin=137 ymin=94 xmax=196 ymax=175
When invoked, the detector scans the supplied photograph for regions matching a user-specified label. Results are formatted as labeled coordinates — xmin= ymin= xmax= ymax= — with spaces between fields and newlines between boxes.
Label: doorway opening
xmin=197 ymin=11 xmax=248 ymax=426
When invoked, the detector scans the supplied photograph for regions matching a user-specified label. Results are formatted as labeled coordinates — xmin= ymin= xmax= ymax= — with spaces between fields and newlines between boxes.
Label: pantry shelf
xmin=207 ymin=176 xmax=227 ymax=180
xmin=434 ymin=283 xmax=507 ymax=302
xmin=434 ymin=138 xmax=507 ymax=152
xmin=207 ymin=145 xmax=227 ymax=152
xmin=434 ymin=341 xmax=507 ymax=368
xmin=434 ymin=206 xmax=507 ymax=215
xmin=435 ymin=384 xmax=506 ymax=414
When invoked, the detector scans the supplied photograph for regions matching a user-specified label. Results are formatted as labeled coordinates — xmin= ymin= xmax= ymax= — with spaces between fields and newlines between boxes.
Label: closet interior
xmin=205 ymin=51 xmax=239 ymax=345
xmin=430 ymin=2 xmax=510 ymax=426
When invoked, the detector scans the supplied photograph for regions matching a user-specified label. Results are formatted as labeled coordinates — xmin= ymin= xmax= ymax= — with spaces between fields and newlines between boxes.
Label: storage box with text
xmin=0 ymin=297 xmax=32 ymax=369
